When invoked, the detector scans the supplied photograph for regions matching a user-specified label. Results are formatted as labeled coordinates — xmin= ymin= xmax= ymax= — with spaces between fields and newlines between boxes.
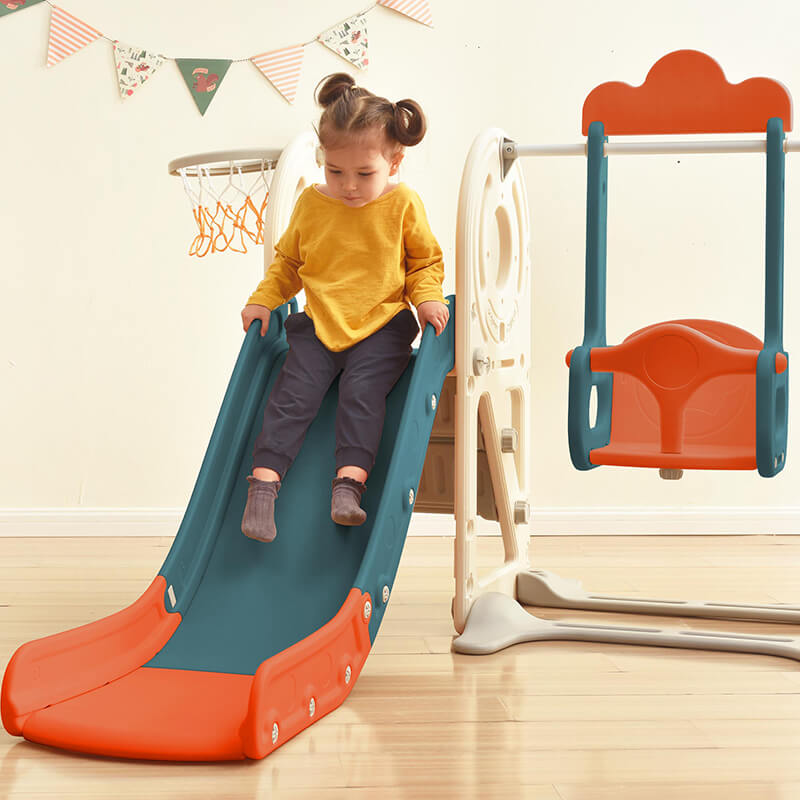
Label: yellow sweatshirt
xmin=247 ymin=182 xmax=446 ymax=352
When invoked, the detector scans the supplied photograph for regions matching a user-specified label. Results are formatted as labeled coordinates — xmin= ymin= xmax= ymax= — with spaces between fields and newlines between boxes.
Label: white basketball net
xmin=177 ymin=159 xmax=274 ymax=257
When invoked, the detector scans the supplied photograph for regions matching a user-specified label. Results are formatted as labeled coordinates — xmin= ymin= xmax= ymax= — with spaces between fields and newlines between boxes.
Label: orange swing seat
xmin=567 ymin=319 xmax=787 ymax=470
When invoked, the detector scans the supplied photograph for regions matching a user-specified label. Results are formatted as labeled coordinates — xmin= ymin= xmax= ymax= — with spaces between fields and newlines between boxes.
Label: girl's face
xmin=322 ymin=136 xmax=403 ymax=207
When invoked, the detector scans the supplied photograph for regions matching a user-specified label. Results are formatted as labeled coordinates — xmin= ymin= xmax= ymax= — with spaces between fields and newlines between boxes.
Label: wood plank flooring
xmin=3 ymin=534 xmax=800 ymax=798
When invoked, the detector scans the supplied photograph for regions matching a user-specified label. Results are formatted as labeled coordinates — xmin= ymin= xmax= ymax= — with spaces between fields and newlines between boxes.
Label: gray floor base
xmin=452 ymin=570 xmax=800 ymax=662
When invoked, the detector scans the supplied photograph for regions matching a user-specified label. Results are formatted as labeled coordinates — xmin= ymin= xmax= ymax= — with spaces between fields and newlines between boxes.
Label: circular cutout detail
xmin=643 ymin=335 xmax=700 ymax=389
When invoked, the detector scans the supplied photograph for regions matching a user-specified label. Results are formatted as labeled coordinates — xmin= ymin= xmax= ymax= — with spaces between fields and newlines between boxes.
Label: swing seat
xmin=567 ymin=319 xmax=787 ymax=471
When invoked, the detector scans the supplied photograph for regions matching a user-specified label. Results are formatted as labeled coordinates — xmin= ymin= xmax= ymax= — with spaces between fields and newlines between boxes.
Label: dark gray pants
xmin=253 ymin=309 xmax=419 ymax=478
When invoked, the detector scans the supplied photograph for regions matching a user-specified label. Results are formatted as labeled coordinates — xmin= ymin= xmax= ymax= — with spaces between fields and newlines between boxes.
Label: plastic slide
xmin=1 ymin=299 xmax=455 ymax=760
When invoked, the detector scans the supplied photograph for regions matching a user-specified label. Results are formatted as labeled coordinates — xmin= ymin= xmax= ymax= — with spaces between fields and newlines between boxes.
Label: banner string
xmin=42 ymin=0 xmax=380 ymax=63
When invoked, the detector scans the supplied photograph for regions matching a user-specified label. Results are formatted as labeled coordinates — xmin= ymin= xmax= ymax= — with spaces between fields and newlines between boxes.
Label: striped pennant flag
xmin=377 ymin=0 xmax=433 ymax=27
xmin=47 ymin=5 xmax=103 ymax=67
xmin=251 ymin=44 xmax=304 ymax=104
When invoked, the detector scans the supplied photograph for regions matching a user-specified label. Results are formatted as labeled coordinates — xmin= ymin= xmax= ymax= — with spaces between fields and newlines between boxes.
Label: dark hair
xmin=314 ymin=72 xmax=427 ymax=152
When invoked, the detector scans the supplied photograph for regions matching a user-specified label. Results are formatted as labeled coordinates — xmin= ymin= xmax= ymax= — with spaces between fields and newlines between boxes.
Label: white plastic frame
xmin=263 ymin=131 xmax=323 ymax=265
xmin=451 ymin=128 xmax=800 ymax=660
xmin=453 ymin=128 xmax=532 ymax=634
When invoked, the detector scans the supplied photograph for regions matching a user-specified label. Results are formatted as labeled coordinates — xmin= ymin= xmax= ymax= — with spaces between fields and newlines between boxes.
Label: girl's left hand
xmin=416 ymin=301 xmax=450 ymax=336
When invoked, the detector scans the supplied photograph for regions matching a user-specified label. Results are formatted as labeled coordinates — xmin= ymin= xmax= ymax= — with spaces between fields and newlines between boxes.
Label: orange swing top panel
xmin=582 ymin=49 xmax=792 ymax=135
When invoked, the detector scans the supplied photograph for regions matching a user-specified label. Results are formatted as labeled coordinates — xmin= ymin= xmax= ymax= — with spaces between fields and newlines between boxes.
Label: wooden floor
xmin=3 ymin=534 xmax=800 ymax=798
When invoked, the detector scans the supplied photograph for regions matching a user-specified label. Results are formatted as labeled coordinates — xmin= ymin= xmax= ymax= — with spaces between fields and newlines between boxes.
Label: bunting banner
xmin=0 ymin=0 xmax=46 ymax=17
xmin=251 ymin=44 xmax=304 ymax=104
xmin=377 ymin=0 xmax=433 ymax=27
xmin=318 ymin=13 xmax=369 ymax=71
xmin=3 ymin=1 xmax=433 ymax=113
xmin=176 ymin=58 xmax=232 ymax=115
xmin=114 ymin=41 xmax=166 ymax=99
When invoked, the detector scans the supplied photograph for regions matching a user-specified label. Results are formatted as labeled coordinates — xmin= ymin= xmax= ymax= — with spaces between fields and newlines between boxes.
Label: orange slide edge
xmin=241 ymin=587 xmax=373 ymax=759
xmin=1 ymin=575 xmax=180 ymax=736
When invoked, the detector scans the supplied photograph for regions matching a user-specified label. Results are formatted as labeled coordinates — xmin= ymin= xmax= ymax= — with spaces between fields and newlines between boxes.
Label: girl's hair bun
xmin=392 ymin=99 xmax=427 ymax=147
xmin=315 ymin=73 xmax=357 ymax=108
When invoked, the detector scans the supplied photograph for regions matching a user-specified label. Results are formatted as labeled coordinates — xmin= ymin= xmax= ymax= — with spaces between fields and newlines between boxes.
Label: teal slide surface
xmin=151 ymin=297 xmax=454 ymax=673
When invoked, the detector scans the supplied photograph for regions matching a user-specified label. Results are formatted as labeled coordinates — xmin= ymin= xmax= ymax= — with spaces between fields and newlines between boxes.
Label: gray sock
xmin=241 ymin=476 xmax=281 ymax=542
xmin=331 ymin=476 xmax=367 ymax=526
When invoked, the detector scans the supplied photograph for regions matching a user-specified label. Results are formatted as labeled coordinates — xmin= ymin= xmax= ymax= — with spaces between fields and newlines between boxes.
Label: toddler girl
xmin=240 ymin=72 xmax=449 ymax=542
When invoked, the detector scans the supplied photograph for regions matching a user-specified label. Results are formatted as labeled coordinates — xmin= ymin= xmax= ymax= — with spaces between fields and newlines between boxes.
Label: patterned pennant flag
xmin=377 ymin=0 xmax=433 ymax=27
xmin=0 ymin=0 xmax=46 ymax=18
xmin=113 ymin=41 xmax=166 ymax=99
xmin=176 ymin=59 xmax=232 ymax=116
xmin=46 ymin=5 xmax=103 ymax=67
xmin=318 ymin=13 xmax=368 ymax=71
xmin=251 ymin=44 xmax=304 ymax=104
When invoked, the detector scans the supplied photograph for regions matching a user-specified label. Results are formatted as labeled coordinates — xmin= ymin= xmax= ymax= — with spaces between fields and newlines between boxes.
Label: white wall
xmin=2 ymin=0 xmax=800 ymax=532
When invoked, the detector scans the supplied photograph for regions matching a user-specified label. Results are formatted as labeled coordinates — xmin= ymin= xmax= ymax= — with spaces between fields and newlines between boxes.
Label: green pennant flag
xmin=0 ymin=0 xmax=46 ymax=18
xmin=176 ymin=58 xmax=232 ymax=116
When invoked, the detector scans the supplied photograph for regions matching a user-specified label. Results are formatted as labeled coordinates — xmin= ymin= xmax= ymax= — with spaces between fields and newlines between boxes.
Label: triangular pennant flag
xmin=46 ymin=5 xmax=103 ymax=67
xmin=377 ymin=0 xmax=433 ymax=27
xmin=176 ymin=58 xmax=232 ymax=116
xmin=113 ymin=41 xmax=166 ymax=100
xmin=0 ymin=0 xmax=46 ymax=19
xmin=251 ymin=44 xmax=304 ymax=104
xmin=318 ymin=13 xmax=369 ymax=70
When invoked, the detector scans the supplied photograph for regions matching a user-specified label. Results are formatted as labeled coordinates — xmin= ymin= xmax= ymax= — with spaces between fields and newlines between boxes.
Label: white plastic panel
xmin=263 ymin=131 xmax=324 ymax=267
xmin=453 ymin=129 xmax=532 ymax=633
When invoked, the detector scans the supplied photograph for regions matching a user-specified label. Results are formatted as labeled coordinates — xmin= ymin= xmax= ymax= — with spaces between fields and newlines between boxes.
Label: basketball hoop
xmin=168 ymin=149 xmax=281 ymax=257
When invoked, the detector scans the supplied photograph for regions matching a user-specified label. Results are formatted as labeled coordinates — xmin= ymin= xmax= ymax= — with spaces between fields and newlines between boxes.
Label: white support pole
xmin=509 ymin=139 xmax=800 ymax=158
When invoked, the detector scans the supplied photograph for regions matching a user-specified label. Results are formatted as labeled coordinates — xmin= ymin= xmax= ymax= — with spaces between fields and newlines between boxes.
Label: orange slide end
xmin=5 ymin=587 xmax=372 ymax=760
xmin=21 ymin=667 xmax=253 ymax=761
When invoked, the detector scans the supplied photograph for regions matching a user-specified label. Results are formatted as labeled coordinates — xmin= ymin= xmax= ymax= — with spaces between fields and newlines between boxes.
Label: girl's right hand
xmin=241 ymin=304 xmax=271 ymax=337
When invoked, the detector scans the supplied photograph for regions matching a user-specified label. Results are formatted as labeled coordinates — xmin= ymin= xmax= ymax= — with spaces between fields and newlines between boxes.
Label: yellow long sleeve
xmin=403 ymin=191 xmax=446 ymax=307
xmin=246 ymin=183 xmax=446 ymax=351
xmin=246 ymin=202 xmax=304 ymax=310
